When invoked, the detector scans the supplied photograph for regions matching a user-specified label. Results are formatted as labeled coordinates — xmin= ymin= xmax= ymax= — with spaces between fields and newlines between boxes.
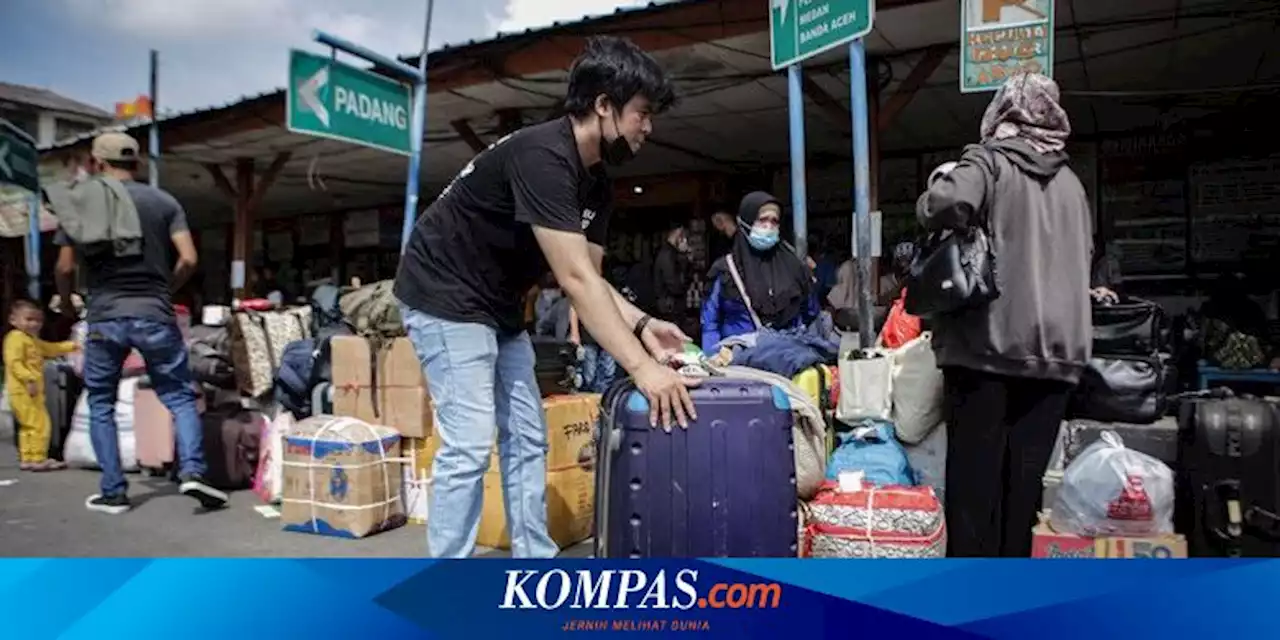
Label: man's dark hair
xmin=564 ymin=36 xmax=676 ymax=118
xmin=8 ymin=299 xmax=39 ymax=316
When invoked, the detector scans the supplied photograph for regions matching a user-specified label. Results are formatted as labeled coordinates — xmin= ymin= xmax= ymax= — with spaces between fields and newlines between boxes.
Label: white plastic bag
xmin=64 ymin=378 xmax=139 ymax=471
xmin=836 ymin=350 xmax=893 ymax=422
xmin=1051 ymin=431 xmax=1174 ymax=537
xmin=889 ymin=333 xmax=944 ymax=444
xmin=253 ymin=412 xmax=295 ymax=504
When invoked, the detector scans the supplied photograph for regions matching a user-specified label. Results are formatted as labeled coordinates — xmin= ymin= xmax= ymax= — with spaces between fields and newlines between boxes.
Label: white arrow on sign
xmin=773 ymin=0 xmax=790 ymax=24
xmin=0 ymin=141 xmax=12 ymax=181
xmin=298 ymin=66 xmax=330 ymax=128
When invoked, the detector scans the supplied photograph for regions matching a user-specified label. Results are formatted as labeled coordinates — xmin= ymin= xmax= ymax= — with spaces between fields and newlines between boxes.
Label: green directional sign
xmin=770 ymin=0 xmax=874 ymax=70
xmin=287 ymin=49 xmax=413 ymax=156
xmin=0 ymin=119 xmax=39 ymax=193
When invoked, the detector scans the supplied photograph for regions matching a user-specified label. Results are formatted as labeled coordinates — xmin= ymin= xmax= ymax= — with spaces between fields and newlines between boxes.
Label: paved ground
xmin=0 ymin=424 xmax=590 ymax=558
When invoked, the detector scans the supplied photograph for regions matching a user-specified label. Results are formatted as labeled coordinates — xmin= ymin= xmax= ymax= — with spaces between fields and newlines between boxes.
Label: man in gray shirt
xmin=53 ymin=132 xmax=225 ymax=514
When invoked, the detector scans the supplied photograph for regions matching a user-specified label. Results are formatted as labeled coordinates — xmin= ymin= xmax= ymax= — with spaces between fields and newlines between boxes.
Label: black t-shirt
xmin=54 ymin=181 xmax=186 ymax=323
xmin=394 ymin=117 xmax=613 ymax=334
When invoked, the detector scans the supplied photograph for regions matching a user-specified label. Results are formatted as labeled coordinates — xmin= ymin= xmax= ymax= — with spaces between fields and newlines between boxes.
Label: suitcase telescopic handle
xmin=1206 ymin=480 xmax=1245 ymax=557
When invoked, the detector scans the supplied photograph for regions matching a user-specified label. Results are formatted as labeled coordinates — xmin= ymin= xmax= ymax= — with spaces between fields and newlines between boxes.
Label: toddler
xmin=4 ymin=300 xmax=77 ymax=471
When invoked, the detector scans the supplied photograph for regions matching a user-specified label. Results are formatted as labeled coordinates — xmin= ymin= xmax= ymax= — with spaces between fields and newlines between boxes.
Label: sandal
xmin=19 ymin=462 xmax=35 ymax=471
xmin=30 ymin=460 xmax=57 ymax=472
xmin=47 ymin=460 xmax=67 ymax=471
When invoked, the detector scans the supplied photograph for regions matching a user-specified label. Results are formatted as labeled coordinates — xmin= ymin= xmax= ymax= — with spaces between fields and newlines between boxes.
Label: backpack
xmin=274 ymin=338 xmax=318 ymax=418
xmin=339 ymin=280 xmax=404 ymax=343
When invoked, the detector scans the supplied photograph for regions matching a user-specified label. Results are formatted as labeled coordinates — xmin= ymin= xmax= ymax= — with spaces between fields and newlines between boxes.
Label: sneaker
xmin=86 ymin=494 xmax=131 ymax=515
xmin=179 ymin=476 xmax=228 ymax=509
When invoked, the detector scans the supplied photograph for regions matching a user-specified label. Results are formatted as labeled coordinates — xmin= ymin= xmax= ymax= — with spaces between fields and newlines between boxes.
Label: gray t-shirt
xmin=55 ymin=180 xmax=188 ymax=323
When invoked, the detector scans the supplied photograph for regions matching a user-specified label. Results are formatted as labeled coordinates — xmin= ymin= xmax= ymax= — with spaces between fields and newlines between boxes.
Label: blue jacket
xmin=700 ymin=275 xmax=820 ymax=352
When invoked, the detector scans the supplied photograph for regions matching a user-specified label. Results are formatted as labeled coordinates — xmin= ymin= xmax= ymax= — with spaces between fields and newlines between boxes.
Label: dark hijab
xmin=712 ymin=191 xmax=812 ymax=329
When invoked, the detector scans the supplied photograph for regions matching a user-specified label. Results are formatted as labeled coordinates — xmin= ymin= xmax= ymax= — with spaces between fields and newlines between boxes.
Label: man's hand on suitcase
xmin=633 ymin=360 xmax=699 ymax=431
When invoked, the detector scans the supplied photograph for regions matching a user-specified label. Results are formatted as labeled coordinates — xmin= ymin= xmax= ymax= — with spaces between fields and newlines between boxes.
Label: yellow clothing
xmin=4 ymin=330 xmax=76 ymax=463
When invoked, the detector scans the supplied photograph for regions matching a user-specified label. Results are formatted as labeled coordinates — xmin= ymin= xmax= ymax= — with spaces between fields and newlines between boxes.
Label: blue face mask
xmin=747 ymin=227 xmax=780 ymax=251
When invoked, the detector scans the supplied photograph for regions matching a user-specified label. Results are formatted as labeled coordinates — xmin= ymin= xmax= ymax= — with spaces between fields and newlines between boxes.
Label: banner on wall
xmin=960 ymin=0 xmax=1055 ymax=93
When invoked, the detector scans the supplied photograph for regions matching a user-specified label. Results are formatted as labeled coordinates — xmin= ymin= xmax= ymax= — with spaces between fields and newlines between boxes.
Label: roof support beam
xmin=246 ymin=152 xmax=292 ymax=216
xmin=800 ymin=74 xmax=852 ymax=135
xmin=877 ymin=44 xmax=951 ymax=132
xmin=203 ymin=163 xmax=237 ymax=199
xmin=450 ymin=119 xmax=488 ymax=153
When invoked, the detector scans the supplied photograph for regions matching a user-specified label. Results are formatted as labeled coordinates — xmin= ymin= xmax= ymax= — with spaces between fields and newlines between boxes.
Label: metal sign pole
xmin=787 ymin=65 xmax=809 ymax=261
xmin=402 ymin=0 xmax=434 ymax=252
xmin=149 ymin=49 xmax=160 ymax=188
xmin=849 ymin=39 xmax=874 ymax=348
xmin=27 ymin=193 xmax=40 ymax=300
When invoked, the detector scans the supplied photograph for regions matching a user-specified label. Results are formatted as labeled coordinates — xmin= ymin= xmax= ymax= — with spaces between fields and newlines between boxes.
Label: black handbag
xmin=903 ymin=227 xmax=998 ymax=318
xmin=1093 ymin=297 xmax=1165 ymax=356
xmin=903 ymin=146 xmax=999 ymax=319
xmin=1069 ymin=354 xmax=1177 ymax=425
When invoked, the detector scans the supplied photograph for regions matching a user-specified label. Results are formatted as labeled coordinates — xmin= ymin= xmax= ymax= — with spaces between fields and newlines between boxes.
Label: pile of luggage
xmin=592 ymin=327 xmax=951 ymax=559
xmin=1037 ymin=296 xmax=1280 ymax=558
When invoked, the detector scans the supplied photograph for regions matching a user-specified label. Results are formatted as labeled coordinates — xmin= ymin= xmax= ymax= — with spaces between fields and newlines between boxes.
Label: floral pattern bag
xmin=230 ymin=307 xmax=312 ymax=398
xmin=801 ymin=481 xmax=946 ymax=558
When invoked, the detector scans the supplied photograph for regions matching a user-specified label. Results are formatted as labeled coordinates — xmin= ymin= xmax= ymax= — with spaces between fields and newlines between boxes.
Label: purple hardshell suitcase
xmin=594 ymin=378 xmax=798 ymax=558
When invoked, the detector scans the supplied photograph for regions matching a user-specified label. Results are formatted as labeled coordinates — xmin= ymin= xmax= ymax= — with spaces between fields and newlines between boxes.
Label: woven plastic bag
xmin=1051 ymin=430 xmax=1174 ymax=537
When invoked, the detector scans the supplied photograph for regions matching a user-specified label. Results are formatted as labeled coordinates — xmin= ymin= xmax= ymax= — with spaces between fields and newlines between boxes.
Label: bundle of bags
xmin=1069 ymin=297 xmax=1175 ymax=424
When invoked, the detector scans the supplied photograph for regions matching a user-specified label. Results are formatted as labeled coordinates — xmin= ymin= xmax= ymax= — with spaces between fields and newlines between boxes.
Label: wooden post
xmin=231 ymin=158 xmax=254 ymax=299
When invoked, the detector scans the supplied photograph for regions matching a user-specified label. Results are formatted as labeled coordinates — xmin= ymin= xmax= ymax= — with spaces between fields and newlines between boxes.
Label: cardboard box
xmin=476 ymin=463 xmax=595 ymax=551
xmin=403 ymin=393 xmax=600 ymax=478
xmin=1031 ymin=522 xmax=1187 ymax=558
xmin=332 ymin=337 xmax=433 ymax=439
xmin=281 ymin=416 xmax=407 ymax=539
xmin=543 ymin=394 xmax=600 ymax=471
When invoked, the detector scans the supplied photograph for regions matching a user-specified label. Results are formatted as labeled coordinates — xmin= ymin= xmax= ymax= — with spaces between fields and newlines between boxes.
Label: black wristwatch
xmin=633 ymin=314 xmax=653 ymax=340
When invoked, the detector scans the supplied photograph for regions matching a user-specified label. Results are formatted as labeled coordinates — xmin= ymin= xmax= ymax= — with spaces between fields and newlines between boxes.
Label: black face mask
xmin=599 ymin=113 xmax=635 ymax=167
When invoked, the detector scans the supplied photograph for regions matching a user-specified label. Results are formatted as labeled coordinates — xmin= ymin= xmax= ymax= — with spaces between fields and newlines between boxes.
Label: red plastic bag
xmin=878 ymin=289 xmax=922 ymax=349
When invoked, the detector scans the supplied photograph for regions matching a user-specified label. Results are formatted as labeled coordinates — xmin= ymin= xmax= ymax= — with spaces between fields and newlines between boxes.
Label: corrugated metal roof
xmin=427 ymin=0 xmax=697 ymax=56
xmin=40 ymin=0 xmax=702 ymax=152
xmin=0 ymin=82 xmax=113 ymax=120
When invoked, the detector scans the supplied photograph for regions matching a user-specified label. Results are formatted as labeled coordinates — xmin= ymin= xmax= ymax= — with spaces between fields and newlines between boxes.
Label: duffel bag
xmin=801 ymin=481 xmax=946 ymax=558
xmin=1069 ymin=354 xmax=1176 ymax=425
xmin=1093 ymin=297 xmax=1165 ymax=356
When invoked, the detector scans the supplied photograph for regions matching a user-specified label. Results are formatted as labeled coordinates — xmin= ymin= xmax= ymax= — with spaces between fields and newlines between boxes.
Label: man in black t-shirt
xmin=52 ymin=132 xmax=224 ymax=515
xmin=394 ymin=36 xmax=696 ymax=558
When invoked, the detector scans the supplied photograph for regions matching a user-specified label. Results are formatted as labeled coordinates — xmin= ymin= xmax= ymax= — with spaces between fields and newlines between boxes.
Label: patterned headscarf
xmin=979 ymin=72 xmax=1070 ymax=154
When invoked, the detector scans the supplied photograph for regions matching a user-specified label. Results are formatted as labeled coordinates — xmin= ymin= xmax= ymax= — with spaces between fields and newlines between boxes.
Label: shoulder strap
xmin=725 ymin=255 xmax=764 ymax=330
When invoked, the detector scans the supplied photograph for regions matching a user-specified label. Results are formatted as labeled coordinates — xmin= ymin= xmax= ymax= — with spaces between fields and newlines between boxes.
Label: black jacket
xmin=917 ymin=139 xmax=1093 ymax=384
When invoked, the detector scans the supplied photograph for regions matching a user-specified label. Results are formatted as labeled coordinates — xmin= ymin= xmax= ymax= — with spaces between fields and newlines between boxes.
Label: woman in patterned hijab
xmin=978 ymin=71 xmax=1070 ymax=154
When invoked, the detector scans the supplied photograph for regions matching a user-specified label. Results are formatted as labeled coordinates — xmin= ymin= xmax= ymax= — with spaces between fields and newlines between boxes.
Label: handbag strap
xmin=725 ymin=255 xmax=765 ymax=330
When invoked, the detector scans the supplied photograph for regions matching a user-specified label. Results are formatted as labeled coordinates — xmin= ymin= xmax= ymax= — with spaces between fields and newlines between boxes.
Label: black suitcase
xmin=531 ymin=337 xmax=580 ymax=396
xmin=1177 ymin=397 xmax=1280 ymax=557
xmin=43 ymin=360 xmax=82 ymax=461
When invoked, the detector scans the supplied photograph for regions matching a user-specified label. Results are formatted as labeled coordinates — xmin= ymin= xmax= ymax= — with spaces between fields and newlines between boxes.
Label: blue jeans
xmin=580 ymin=344 xmax=619 ymax=394
xmin=400 ymin=305 xmax=558 ymax=559
xmin=84 ymin=318 xmax=204 ymax=497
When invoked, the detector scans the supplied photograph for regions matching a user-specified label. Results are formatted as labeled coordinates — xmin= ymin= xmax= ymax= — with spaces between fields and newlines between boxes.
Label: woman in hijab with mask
xmin=917 ymin=72 xmax=1093 ymax=558
xmin=700 ymin=192 xmax=818 ymax=351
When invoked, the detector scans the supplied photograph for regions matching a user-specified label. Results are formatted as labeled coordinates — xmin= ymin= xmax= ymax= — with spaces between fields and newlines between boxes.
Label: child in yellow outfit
xmin=4 ymin=300 xmax=78 ymax=471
